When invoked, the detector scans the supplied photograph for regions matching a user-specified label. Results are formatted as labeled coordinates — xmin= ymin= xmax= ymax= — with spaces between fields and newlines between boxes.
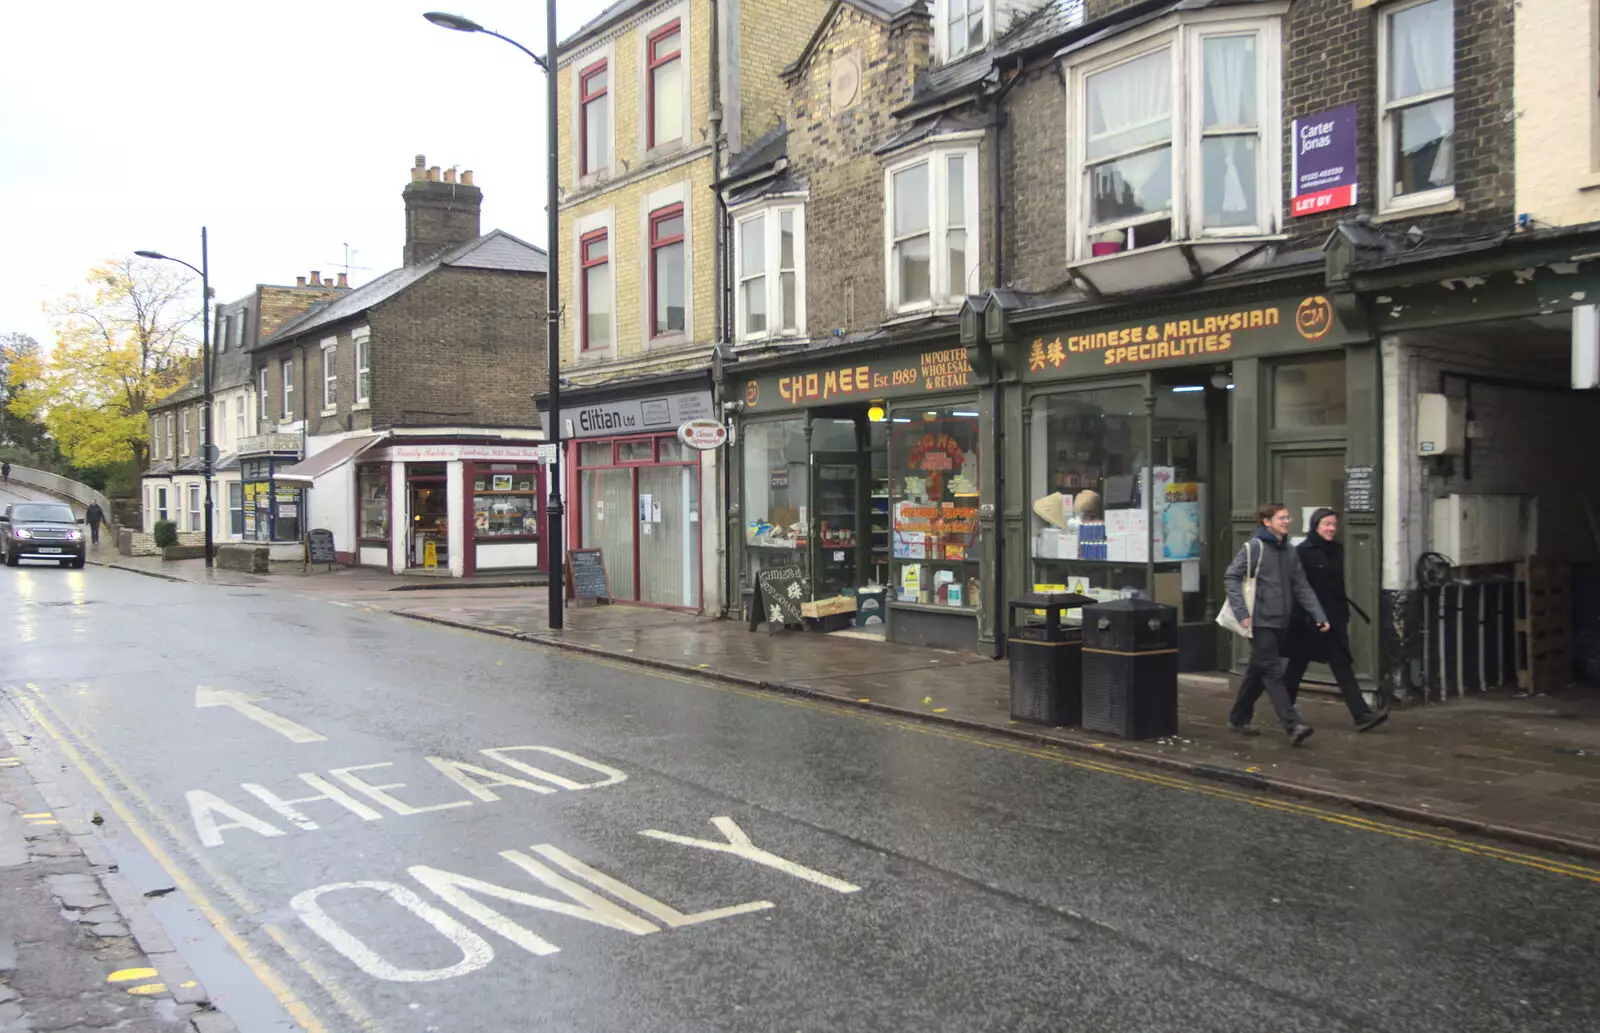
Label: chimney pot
xmin=427 ymin=165 xmax=440 ymax=182
xmin=296 ymin=276 xmax=307 ymax=287
xmin=412 ymin=154 xmax=428 ymax=181
xmin=444 ymin=168 xmax=456 ymax=184
xmin=461 ymin=170 xmax=474 ymax=186
xmin=310 ymin=271 xmax=321 ymax=287
xmin=337 ymin=272 xmax=349 ymax=288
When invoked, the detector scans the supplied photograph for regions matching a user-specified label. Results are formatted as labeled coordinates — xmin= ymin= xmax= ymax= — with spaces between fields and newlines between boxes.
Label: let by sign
xmin=1291 ymin=105 xmax=1359 ymax=216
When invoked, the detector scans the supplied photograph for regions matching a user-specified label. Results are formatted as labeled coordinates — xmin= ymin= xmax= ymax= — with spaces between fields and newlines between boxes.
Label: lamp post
xmin=424 ymin=8 xmax=564 ymax=630
xmin=135 ymin=230 xmax=214 ymax=569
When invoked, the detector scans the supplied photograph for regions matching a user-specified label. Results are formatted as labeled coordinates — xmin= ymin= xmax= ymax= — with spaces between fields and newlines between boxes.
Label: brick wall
xmin=1002 ymin=62 xmax=1067 ymax=292
xmin=736 ymin=0 xmax=832 ymax=148
xmin=257 ymin=283 xmax=345 ymax=341
xmin=368 ymin=265 xmax=548 ymax=429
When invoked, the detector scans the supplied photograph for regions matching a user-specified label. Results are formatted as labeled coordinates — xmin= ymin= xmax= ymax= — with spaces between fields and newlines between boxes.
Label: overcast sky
xmin=0 ymin=0 xmax=613 ymax=348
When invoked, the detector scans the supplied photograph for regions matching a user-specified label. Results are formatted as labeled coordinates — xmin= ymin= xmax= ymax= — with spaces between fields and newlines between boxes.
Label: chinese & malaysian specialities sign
xmin=1026 ymin=295 xmax=1353 ymax=377
xmin=1291 ymin=104 xmax=1359 ymax=217
xmin=743 ymin=347 xmax=973 ymax=410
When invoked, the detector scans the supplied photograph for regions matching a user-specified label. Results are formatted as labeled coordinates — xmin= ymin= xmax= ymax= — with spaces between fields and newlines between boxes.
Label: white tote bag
xmin=1216 ymin=539 xmax=1260 ymax=639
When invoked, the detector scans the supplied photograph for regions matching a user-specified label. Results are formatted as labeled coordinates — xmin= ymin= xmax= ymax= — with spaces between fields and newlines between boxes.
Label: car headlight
xmin=13 ymin=529 xmax=30 ymax=539
xmin=67 ymin=530 xmax=82 ymax=540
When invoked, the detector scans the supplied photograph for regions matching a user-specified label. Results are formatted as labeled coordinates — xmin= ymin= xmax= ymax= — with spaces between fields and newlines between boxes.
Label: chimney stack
xmin=400 ymin=153 xmax=483 ymax=266
xmin=310 ymin=271 xmax=321 ymax=287
xmin=296 ymin=276 xmax=307 ymax=287
xmin=337 ymin=272 xmax=348 ymax=288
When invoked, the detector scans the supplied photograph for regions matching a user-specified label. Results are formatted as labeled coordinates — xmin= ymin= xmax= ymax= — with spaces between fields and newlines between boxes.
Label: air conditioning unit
xmin=1430 ymin=494 xmax=1538 ymax=567
xmin=1417 ymin=393 xmax=1466 ymax=456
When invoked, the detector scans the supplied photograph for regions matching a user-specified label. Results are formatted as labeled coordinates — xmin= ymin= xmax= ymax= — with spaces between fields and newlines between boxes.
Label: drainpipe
xmin=986 ymin=62 xmax=1019 ymax=655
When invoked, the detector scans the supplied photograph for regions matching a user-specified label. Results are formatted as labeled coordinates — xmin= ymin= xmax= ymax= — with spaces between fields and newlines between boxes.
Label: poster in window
xmin=492 ymin=474 xmax=513 ymax=491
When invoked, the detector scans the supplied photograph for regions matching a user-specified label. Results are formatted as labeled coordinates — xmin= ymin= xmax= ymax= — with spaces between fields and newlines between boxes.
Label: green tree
xmin=7 ymin=257 xmax=198 ymax=469
xmin=0 ymin=332 xmax=59 ymax=463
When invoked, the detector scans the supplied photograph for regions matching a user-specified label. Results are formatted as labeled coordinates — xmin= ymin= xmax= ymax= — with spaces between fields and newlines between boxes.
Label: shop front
xmin=235 ymin=434 xmax=308 ymax=562
xmin=734 ymin=340 xmax=987 ymax=650
xmin=995 ymin=284 xmax=1378 ymax=678
xmin=547 ymin=376 xmax=720 ymax=612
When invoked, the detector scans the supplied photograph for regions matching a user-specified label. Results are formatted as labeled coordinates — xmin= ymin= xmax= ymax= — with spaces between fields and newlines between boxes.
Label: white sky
xmin=0 ymin=0 xmax=614 ymax=347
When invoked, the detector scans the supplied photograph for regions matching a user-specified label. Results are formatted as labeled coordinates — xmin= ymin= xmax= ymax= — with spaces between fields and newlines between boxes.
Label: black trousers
xmin=1283 ymin=654 xmax=1372 ymax=722
xmin=89 ymin=523 xmax=100 ymax=544
xmin=1229 ymin=625 xmax=1302 ymax=731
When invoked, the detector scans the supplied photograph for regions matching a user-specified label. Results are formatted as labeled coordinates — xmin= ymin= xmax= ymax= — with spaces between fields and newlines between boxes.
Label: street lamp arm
xmin=135 ymin=251 xmax=204 ymax=280
xmin=481 ymin=27 xmax=548 ymax=69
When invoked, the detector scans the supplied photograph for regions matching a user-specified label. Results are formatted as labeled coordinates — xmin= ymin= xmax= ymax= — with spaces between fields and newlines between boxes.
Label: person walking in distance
xmin=1225 ymin=502 xmax=1328 ymax=745
xmin=1 ymin=461 xmax=10 ymax=484
xmin=84 ymin=500 xmax=105 ymax=547
xmin=1283 ymin=508 xmax=1389 ymax=732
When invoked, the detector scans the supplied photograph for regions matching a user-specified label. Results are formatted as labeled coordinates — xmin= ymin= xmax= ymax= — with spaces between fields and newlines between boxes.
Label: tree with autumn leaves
xmin=6 ymin=257 xmax=199 ymax=471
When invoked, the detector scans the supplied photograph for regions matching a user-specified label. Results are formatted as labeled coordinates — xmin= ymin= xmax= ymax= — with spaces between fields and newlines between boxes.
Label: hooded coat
xmin=1285 ymin=507 xmax=1353 ymax=664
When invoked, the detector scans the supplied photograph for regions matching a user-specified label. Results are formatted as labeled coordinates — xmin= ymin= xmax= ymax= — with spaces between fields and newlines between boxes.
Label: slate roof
xmin=254 ymin=230 xmax=546 ymax=350
xmin=722 ymin=124 xmax=790 ymax=184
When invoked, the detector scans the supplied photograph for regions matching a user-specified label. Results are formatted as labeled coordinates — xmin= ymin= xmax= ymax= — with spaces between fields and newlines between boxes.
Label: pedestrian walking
xmin=1282 ymin=508 xmax=1389 ymax=732
xmin=1 ymin=461 xmax=10 ymax=484
xmin=84 ymin=501 xmax=104 ymax=547
xmin=1224 ymin=502 xmax=1327 ymax=745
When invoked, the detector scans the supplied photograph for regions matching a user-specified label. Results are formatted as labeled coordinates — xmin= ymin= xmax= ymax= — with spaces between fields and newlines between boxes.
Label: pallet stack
xmin=1515 ymin=555 xmax=1572 ymax=692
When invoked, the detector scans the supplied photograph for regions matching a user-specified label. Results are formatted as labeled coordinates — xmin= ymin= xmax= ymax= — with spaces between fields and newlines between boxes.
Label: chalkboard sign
xmin=752 ymin=566 xmax=808 ymax=632
xmin=306 ymin=528 xmax=336 ymax=568
xmin=1344 ymin=465 xmax=1376 ymax=514
xmin=566 ymin=548 xmax=611 ymax=603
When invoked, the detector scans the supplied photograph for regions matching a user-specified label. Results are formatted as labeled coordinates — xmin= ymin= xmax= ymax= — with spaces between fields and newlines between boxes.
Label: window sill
xmin=320 ymin=408 xmax=339 ymax=418
xmin=353 ymin=401 xmax=371 ymax=412
xmin=646 ymin=331 xmax=689 ymax=350
xmin=1373 ymin=197 xmax=1461 ymax=223
xmin=1578 ymin=172 xmax=1600 ymax=193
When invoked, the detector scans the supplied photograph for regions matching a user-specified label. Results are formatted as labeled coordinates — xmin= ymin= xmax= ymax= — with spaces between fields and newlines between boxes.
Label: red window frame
xmin=648 ymin=203 xmax=685 ymax=339
xmin=580 ymin=229 xmax=609 ymax=352
xmin=579 ymin=59 xmax=608 ymax=176
xmin=646 ymin=20 xmax=682 ymax=150
xmin=568 ymin=433 xmax=702 ymax=609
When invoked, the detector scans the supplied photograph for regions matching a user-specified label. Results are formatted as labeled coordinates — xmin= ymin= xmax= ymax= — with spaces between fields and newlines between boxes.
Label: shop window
xmin=650 ymin=204 xmax=686 ymax=338
xmin=228 ymin=482 xmax=243 ymax=536
xmin=1068 ymin=16 xmax=1280 ymax=258
xmin=647 ymin=20 xmax=683 ymax=150
xmin=581 ymin=230 xmax=612 ymax=352
xmin=358 ymin=464 xmax=388 ymax=541
xmin=742 ymin=419 xmax=809 ymax=585
xmin=1273 ymin=356 xmax=1346 ymax=429
xmin=274 ymin=484 xmax=303 ymax=542
xmin=579 ymin=59 xmax=610 ymax=177
xmin=889 ymin=405 xmax=981 ymax=609
xmin=884 ymin=147 xmax=980 ymax=312
xmin=618 ymin=439 xmax=655 ymax=463
xmin=1380 ymin=0 xmax=1454 ymax=210
xmin=473 ymin=465 xmax=540 ymax=539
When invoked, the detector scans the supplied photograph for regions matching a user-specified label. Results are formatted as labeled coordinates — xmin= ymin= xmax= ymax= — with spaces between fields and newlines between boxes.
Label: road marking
xmin=328 ymin=763 xmax=474 ymax=816
xmin=195 ymin=686 xmax=327 ymax=744
xmin=641 ymin=816 xmax=860 ymax=894
xmin=107 ymin=967 xmax=158 ymax=982
xmin=291 ymin=881 xmax=494 ymax=983
xmin=0 ymin=757 xmax=21 ymax=767
xmin=14 ymin=690 xmax=345 ymax=1033
xmin=187 ymin=790 xmax=288 ymax=848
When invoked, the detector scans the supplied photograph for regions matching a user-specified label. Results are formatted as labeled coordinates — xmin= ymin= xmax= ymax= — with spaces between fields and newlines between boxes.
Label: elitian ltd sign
xmin=1291 ymin=104 xmax=1358 ymax=216
xmin=555 ymin=390 xmax=714 ymax=439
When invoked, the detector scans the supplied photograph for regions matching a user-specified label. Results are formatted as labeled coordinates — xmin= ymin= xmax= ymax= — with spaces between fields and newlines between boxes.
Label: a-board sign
xmin=566 ymin=548 xmax=611 ymax=603
xmin=306 ymin=528 xmax=336 ymax=565
xmin=753 ymin=566 xmax=808 ymax=630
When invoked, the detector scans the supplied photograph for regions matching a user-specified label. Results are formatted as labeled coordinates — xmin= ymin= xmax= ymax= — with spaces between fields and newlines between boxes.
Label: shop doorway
xmin=406 ymin=464 xmax=449 ymax=570
xmin=574 ymin=434 xmax=701 ymax=610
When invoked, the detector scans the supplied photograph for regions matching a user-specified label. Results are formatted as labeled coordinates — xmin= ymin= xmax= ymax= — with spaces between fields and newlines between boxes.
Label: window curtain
xmin=1392 ymin=0 xmax=1453 ymax=185
xmin=1202 ymin=36 xmax=1255 ymax=222
xmin=1086 ymin=50 xmax=1172 ymax=219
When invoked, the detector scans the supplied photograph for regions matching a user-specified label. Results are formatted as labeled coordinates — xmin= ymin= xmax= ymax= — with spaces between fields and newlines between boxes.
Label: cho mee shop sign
xmin=743 ymin=347 xmax=973 ymax=409
xmin=1028 ymin=295 xmax=1350 ymax=375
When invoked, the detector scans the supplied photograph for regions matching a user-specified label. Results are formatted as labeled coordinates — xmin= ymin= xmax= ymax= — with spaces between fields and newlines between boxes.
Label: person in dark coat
xmin=1225 ymin=502 xmax=1327 ymax=745
xmin=1283 ymin=508 xmax=1389 ymax=732
xmin=84 ymin=501 xmax=105 ymax=546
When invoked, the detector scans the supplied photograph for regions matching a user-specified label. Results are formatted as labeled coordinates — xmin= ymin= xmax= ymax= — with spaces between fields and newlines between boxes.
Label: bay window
xmin=649 ymin=204 xmax=686 ymax=338
xmin=579 ymin=60 xmax=610 ymax=177
xmin=884 ymin=145 xmax=980 ymax=312
xmin=1380 ymin=0 xmax=1454 ymax=210
xmin=734 ymin=204 xmax=805 ymax=340
xmin=1069 ymin=16 xmax=1280 ymax=259
xmin=647 ymin=20 xmax=683 ymax=150
xmin=580 ymin=229 xmax=612 ymax=352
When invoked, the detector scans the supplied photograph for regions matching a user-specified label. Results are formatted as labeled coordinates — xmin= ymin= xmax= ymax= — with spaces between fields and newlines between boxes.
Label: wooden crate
xmin=801 ymin=595 xmax=858 ymax=619
xmin=1515 ymin=555 xmax=1572 ymax=692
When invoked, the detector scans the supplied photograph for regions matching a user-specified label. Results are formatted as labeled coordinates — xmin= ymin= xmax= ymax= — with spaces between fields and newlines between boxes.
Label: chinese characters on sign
xmin=1029 ymin=306 xmax=1283 ymax=371
xmin=1291 ymin=104 xmax=1359 ymax=217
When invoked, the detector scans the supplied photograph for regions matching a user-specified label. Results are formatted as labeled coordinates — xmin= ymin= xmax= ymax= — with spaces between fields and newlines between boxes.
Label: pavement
xmin=90 ymin=548 xmax=1600 ymax=861
xmin=4 ymin=562 xmax=1598 ymax=1032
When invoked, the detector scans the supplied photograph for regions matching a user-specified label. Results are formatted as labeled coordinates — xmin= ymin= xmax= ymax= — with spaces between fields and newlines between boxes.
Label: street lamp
xmin=135 ymin=230 xmax=215 ymax=570
xmin=424 ymin=9 xmax=564 ymax=630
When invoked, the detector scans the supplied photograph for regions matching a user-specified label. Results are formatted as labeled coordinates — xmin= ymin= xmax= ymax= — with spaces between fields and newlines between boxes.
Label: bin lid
xmin=1010 ymin=591 xmax=1096 ymax=610
xmin=1082 ymin=597 xmax=1174 ymax=613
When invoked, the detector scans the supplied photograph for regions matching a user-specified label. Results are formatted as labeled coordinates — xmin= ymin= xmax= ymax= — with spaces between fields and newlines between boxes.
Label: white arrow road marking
xmin=195 ymin=686 xmax=327 ymax=744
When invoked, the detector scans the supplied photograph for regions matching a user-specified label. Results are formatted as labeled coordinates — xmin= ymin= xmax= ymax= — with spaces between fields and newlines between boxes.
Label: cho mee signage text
xmin=744 ymin=347 xmax=973 ymax=410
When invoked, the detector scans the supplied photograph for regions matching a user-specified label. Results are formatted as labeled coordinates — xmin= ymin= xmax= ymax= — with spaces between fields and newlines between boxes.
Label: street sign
xmin=536 ymin=443 xmax=559 ymax=465
xmin=677 ymin=419 xmax=728 ymax=451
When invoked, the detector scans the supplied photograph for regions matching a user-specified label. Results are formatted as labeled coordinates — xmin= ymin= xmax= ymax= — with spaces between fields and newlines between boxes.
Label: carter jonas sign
xmin=1291 ymin=105 xmax=1359 ymax=216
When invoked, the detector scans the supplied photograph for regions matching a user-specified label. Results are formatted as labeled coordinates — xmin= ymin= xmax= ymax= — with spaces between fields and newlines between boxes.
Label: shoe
xmin=1288 ymin=723 xmax=1315 ymax=746
xmin=1355 ymin=709 xmax=1390 ymax=733
xmin=1228 ymin=723 xmax=1261 ymax=737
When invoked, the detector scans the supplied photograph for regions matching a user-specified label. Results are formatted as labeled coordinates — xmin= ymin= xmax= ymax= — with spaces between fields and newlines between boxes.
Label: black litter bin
xmin=1082 ymin=598 xmax=1178 ymax=739
xmin=1006 ymin=592 xmax=1094 ymax=725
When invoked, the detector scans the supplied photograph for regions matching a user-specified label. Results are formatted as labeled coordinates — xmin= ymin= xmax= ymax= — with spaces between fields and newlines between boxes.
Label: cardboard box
xmin=801 ymin=595 xmax=858 ymax=618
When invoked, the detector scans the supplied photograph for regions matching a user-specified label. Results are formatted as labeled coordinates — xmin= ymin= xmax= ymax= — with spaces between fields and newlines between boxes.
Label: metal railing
xmin=4 ymin=464 xmax=114 ymax=522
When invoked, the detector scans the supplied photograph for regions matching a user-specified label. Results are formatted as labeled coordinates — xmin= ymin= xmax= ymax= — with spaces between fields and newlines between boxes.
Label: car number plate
xmin=39 ymin=547 xmax=62 ymax=554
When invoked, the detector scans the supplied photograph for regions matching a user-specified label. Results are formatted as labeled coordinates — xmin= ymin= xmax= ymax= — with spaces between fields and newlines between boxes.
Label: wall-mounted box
xmin=1417 ymin=393 xmax=1466 ymax=456
xmin=1430 ymin=494 xmax=1538 ymax=567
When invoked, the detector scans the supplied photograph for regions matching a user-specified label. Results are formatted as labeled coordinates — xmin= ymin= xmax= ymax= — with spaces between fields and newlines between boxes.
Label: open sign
xmin=677 ymin=419 xmax=728 ymax=451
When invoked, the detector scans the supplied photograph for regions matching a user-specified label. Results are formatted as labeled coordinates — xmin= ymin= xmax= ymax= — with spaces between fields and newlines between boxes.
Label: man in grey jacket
xmin=1225 ymin=502 xmax=1328 ymax=745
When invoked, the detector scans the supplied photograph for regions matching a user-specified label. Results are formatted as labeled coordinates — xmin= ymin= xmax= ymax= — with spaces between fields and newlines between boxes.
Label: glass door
xmin=811 ymin=452 xmax=866 ymax=597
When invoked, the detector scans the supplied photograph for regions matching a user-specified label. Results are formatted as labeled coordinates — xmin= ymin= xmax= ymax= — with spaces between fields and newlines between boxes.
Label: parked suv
xmin=1 ymin=502 xmax=87 ymax=567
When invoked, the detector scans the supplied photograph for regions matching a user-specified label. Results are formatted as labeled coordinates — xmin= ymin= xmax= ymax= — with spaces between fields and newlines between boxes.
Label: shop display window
xmin=1028 ymin=384 xmax=1210 ymax=622
xmin=889 ymin=404 xmax=980 ymax=610
xmin=357 ymin=464 xmax=388 ymax=541
xmin=473 ymin=464 xmax=540 ymax=539
xmin=1273 ymin=356 xmax=1346 ymax=429
xmin=742 ymin=419 xmax=809 ymax=584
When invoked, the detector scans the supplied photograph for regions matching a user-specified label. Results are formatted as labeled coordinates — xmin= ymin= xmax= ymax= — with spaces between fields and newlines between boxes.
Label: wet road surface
xmin=2 ymin=564 xmax=1597 ymax=1032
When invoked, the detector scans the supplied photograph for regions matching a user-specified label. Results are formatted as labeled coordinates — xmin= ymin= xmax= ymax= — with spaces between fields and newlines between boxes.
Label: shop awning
xmin=272 ymin=434 xmax=385 ymax=484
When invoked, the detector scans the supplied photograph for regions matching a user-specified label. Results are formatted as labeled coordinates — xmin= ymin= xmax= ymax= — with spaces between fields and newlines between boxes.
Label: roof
xmin=255 ymin=230 xmax=546 ymax=349
xmin=875 ymin=112 xmax=989 ymax=155
xmin=725 ymin=172 xmax=808 ymax=208
xmin=785 ymin=0 xmax=927 ymax=81
xmin=721 ymin=124 xmax=789 ymax=184
xmin=906 ymin=0 xmax=1089 ymax=110
xmin=560 ymin=0 xmax=656 ymax=53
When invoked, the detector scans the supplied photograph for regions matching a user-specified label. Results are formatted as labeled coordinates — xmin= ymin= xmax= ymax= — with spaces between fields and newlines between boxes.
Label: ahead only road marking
xmin=195 ymin=686 xmax=326 ymax=744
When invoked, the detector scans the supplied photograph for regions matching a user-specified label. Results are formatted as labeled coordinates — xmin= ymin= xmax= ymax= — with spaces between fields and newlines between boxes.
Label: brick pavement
xmin=89 ymin=552 xmax=1600 ymax=859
